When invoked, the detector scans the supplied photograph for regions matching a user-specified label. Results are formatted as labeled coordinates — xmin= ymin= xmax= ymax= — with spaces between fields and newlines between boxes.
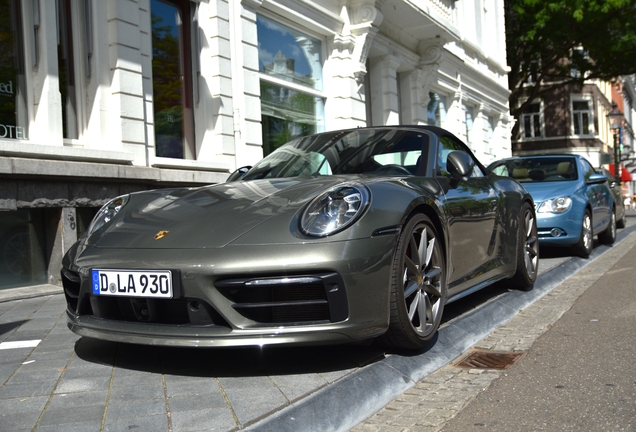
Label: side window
xmin=490 ymin=165 xmax=508 ymax=176
xmin=437 ymin=136 xmax=484 ymax=178
xmin=370 ymin=131 xmax=429 ymax=175
xmin=580 ymin=159 xmax=595 ymax=181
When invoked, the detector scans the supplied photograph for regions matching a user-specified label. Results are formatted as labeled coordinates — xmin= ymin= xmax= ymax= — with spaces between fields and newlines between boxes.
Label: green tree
xmin=506 ymin=0 xmax=636 ymax=139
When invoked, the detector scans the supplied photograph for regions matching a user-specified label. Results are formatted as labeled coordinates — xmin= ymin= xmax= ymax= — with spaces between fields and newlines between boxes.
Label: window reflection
xmin=244 ymin=129 xmax=429 ymax=179
xmin=260 ymin=81 xmax=324 ymax=155
xmin=0 ymin=0 xmax=28 ymax=140
xmin=257 ymin=15 xmax=325 ymax=156
xmin=151 ymin=0 xmax=194 ymax=159
xmin=257 ymin=15 xmax=322 ymax=91
xmin=427 ymin=92 xmax=446 ymax=127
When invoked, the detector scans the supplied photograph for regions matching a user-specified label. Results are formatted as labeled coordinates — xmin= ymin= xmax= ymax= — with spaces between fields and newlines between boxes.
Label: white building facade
xmin=0 ymin=0 xmax=512 ymax=290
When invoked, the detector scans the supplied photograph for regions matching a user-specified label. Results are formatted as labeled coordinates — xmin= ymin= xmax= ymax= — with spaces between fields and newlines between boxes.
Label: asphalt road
xmin=1 ymin=213 xmax=635 ymax=431
xmin=438 ymin=229 xmax=636 ymax=431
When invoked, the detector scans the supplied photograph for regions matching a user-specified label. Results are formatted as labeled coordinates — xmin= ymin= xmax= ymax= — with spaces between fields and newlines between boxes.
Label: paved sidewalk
xmin=352 ymin=222 xmax=636 ymax=431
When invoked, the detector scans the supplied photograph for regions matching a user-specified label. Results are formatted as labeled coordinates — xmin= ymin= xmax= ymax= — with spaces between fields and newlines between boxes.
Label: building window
xmin=257 ymin=14 xmax=325 ymax=156
xmin=151 ymin=0 xmax=195 ymax=159
xmin=427 ymin=92 xmax=446 ymax=127
xmin=521 ymin=102 xmax=542 ymax=138
xmin=57 ymin=0 xmax=80 ymax=140
xmin=572 ymin=99 xmax=593 ymax=135
xmin=0 ymin=209 xmax=48 ymax=290
xmin=463 ymin=104 xmax=474 ymax=143
xmin=0 ymin=0 xmax=28 ymax=140
xmin=570 ymin=47 xmax=588 ymax=79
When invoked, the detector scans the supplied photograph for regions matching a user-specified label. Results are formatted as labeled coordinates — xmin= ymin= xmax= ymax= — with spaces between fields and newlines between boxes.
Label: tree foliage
xmin=506 ymin=0 xmax=636 ymax=138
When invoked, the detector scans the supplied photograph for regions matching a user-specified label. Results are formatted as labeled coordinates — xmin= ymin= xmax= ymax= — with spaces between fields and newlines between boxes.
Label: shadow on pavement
xmin=74 ymin=336 xmax=387 ymax=378
xmin=0 ymin=320 xmax=26 ymax=337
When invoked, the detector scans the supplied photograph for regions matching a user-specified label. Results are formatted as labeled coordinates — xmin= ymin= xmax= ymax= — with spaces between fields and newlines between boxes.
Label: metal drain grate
xmin=454 ymin=349 xmax=527 ymax=370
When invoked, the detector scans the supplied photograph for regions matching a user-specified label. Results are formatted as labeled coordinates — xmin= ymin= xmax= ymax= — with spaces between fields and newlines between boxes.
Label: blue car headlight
xmin=300 ymin=184 xmax=370 ymax=237
xmin=86 ymin=195 xmax=130 ymax=236
xmin=537 ymin=196 xmax=572 ymax=214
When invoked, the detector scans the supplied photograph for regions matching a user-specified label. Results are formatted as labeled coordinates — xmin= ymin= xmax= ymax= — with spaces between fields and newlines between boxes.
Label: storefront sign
xmin=0 ymin=124 xmax=27 ymax=139
xmin=0 ymin=81 xmax=13 ymax=96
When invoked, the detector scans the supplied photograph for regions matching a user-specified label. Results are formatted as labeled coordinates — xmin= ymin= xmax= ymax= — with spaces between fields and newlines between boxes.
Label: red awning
xmin=608 ymin=164 xmax=633 ymax=182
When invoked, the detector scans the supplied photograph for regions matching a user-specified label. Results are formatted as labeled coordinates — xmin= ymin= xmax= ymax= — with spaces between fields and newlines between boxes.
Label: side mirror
xmin=226 ymin=166 xmax=252 ymax=182
xmin=446 ymin=151 xmax=474 ymax=183
xmin=586 ymin=173 xmax=608 ymax=185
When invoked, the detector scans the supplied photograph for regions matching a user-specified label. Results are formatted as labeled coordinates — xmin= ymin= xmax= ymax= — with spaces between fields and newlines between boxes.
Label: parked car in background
xmin=596 ymin=167 xmax=626 ymax=229
xmin=61 ymin=126 xmax=539 ymax=351
xmin=488 ymin=155 xmax=617 ymax=258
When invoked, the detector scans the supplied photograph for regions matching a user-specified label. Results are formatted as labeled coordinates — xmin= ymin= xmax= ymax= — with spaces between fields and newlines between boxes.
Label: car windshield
xmin=243 ymin=129 xmax=430 ymax=180
xmin=489 ymin=157 xmax=578 ymax=183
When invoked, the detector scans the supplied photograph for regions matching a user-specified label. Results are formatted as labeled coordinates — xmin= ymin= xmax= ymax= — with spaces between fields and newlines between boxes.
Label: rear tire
xmin=598 ymin=208 xmax=616 ymax=245
xmin=510 ymin=202 xmax=539 ymax=290
xmin=617 ymin=208 xmax=626 ymax=229
xmin=573 ymin=209 xmax=593 ymax=258
xmin=381 ymin=214 xmax=446 ymax=350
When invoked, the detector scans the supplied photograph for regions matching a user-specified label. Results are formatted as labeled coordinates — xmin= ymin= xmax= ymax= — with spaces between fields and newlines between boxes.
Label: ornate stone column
xmin=416 ymin=38 xmax=445 ymax=110
xmin=326 ymin=0 xmax=384 ymax=128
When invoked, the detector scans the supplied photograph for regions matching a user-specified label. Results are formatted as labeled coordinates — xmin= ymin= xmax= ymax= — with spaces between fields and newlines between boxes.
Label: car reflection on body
xmin=488 ymin=155 xmax=617 ymax=258
xmin=61 ymin=126 xmax=538 ymax=350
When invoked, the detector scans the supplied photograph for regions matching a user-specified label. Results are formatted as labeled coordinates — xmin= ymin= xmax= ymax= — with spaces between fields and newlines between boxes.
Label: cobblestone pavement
xmin=351 ymin=223 xmax=636 ymax=432
xmin=0 ymin=298 xmax=383 ymax=431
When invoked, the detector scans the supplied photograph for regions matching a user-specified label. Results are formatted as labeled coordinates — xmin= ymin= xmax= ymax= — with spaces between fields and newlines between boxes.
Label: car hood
xmin=92 ymin=177 xmax=353 ymax=249
xmin=520 ymin=181 xmax=580 ymax=203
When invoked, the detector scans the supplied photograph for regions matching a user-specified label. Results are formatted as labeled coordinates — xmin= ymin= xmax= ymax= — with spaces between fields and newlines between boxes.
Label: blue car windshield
xmin=489 ymin=157 xmax=578 ymax=183
xmin=243 ymin=129 xmax=430 ymax=180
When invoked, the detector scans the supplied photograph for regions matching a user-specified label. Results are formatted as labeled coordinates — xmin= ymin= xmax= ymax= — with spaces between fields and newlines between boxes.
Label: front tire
xmin=573 ymin=209 xmax=593 ymax=258
xmin=510 ymin=202 xmax=539 ymax=290
xmin=381 ymin=214 xmax=446 ymax=350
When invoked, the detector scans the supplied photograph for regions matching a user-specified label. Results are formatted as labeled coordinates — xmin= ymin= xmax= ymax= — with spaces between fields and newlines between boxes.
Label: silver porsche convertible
xmin=61 ymin=126 xmax=538 ymax=350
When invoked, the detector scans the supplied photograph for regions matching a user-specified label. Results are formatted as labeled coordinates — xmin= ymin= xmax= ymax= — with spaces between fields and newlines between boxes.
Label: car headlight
xmin=86 ymin=195 xmax=130 ymax=236
xmin=537 ymin=196 xmax=572 ymax=214
xmin=300 ymin=184 xmax=370 ymax=237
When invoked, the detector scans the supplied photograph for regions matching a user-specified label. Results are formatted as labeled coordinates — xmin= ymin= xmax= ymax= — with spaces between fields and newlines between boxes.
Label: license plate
xmin=91 ymin=269 xmax=173 ymax=298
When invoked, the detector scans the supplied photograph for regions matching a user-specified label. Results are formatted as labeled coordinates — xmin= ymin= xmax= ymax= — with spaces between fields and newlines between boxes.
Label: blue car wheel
xmin=573 ymin=209 xmax=593 ymax=258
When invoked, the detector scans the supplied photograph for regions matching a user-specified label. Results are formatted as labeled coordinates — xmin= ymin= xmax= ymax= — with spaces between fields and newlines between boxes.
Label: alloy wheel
xmin=522 ymin=208 xmax=539 ymax=280
xmin=401 ymin=221 xmax=444 ymax=338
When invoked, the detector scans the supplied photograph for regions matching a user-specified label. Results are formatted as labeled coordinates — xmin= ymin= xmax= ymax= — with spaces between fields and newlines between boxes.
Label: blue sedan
xmin=488 ymin=155 xmax=616 ymax=258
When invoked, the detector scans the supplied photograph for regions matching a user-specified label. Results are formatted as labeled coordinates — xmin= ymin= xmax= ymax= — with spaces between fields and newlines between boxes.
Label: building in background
xmin=610 ymin=76 xmax=636 ymax=199
xmin=510 ymin=71 xmax=635 ymax=198
xmin=0 ymin=0 xmax=512 ymax=291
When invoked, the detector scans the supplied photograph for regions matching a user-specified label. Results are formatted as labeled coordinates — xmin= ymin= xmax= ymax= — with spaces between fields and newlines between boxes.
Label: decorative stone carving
xmin=348 ymin=0 xmax=384 ymax=83
xmin=416 ymin=38 xmax=446 ymax=107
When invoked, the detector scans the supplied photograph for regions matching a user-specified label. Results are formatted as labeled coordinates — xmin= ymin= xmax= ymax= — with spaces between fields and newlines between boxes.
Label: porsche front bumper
xmin=62 ymin=235 xmax=397 ymax=347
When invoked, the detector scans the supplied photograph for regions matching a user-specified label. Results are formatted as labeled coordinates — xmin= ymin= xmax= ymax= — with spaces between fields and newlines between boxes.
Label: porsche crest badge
xmin=154 ymin=230 xmax=169 ymax=240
